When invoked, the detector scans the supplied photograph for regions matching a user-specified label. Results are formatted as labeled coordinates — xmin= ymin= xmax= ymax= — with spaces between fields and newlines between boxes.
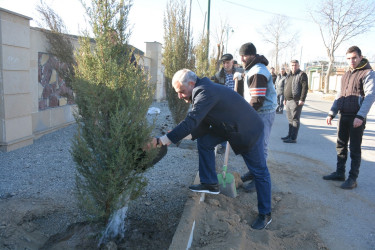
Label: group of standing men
xmin=148 ymin=43 xmax=375 ymax=230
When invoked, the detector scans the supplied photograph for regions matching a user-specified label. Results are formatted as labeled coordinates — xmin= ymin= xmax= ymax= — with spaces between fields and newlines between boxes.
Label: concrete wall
xmin=0 ymin=7 xmax=165 ymax=152
xmin=0 ymin=8 xmax=34 ymax=151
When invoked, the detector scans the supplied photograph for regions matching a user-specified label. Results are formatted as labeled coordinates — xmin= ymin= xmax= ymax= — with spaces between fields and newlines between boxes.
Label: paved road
xmin=268 ymin=92 xmax=375 ymax=250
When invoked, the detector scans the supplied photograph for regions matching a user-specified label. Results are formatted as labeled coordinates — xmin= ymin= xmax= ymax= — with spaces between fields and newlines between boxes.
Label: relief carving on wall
xmin=38 ymin=52 xmax=75 ymax=110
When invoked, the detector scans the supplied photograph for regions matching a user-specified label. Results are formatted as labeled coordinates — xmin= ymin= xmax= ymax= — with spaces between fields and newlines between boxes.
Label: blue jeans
xmin=197 ymin=132 xmax=272 ymax=215
xmin=258 ymin=111 xmax=275 ymax=159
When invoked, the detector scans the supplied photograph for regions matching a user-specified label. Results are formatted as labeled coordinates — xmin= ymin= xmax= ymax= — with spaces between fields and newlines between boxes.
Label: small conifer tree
xmin=71 ymin=0 xmax=156 ymax=222
xmin=194 ymin=34 xmax=210 ymax=78
xmin=162 ymin=0 xmax=195 ymax=125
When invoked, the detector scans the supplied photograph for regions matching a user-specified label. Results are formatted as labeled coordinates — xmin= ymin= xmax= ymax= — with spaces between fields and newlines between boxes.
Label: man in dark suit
xmin=149 ymin=69 xmax=272 ymax=230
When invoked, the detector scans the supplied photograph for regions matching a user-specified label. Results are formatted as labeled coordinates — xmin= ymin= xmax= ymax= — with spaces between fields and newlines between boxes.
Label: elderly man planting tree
xmin=149 ymin=69 xmax=272 ymax=230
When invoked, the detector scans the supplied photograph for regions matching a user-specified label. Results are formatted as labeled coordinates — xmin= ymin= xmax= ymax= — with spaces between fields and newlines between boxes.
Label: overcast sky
xmin=1 ymin=0 xmax=375 ymax=67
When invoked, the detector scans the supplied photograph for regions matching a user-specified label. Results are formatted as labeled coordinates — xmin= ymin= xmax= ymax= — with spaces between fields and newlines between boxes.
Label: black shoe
xmin=189 ymin=183 xmax=220 ymax=194
xmin=216 ymin=145 xmax=226 ymax=155
xmin=340 ymin=178 xmax=357 ymax=189
xmin=322 ymin=172 xmax=345 ymax=181
xmin=283 ymin=138 xmax=296 ymax=143
xmin=281 ymin=135 xmax=290 ymax=140
xmin=243 ymin=181 xmax=256 ymax=193
xmin=251 ymin=213 xmax=272 ymax=230
xmin=241 ymin=171 xmax=254 ymax=182
xmin=276 ymin=110 xmax=283 ymax=114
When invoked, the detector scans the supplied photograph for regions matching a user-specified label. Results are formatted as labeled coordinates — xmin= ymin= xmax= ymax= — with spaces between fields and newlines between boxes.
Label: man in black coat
xmin=149 ymin=69 xmax=272 ymax=230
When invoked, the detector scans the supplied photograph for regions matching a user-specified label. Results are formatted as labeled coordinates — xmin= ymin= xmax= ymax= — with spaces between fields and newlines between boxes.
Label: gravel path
xmin=0 ymin=101 xmax=199 ymax=249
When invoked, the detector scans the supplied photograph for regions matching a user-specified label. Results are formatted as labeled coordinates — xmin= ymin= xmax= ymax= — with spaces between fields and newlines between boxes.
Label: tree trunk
xmin=324 ymin=59 xmax=333 ymax=94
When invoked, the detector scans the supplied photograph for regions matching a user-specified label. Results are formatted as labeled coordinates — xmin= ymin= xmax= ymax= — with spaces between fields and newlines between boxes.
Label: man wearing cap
xmin=237 ymin=42 xmax=277 ymax=193
xmin=212 ymin=53 xmax=244 ymax=96
xmin=281 ymin=59 xmax=308 ymax=143
xmin=212 ymin=53 xmax=245 ymax=154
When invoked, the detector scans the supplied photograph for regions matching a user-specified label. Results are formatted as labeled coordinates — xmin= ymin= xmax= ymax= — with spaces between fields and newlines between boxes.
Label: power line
xmin=221 ymin=0 xmax=313 ymax=23
xmin=195 ymin=0 xmax=204 ymax=17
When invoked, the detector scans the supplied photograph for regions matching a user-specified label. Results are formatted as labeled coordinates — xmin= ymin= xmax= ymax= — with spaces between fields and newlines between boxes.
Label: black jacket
xmin=284 ymin=69 xmax=308 ymax=102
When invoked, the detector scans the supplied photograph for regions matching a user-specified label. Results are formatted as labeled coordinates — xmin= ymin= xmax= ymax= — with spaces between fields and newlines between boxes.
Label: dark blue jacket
xmin=167 ymin=77 xmax=264 ymax=154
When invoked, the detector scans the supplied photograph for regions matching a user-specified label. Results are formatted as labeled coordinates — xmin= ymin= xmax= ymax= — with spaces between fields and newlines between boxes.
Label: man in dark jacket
xmin=275 ymin=68 xmax=287 ymax=114
xmin=281 ymin=59 xmax=308 ymax=143
xmin=212 ymin=53 xmax=244 ymax=96
xmin=270 ymin=67 xmax=277 ymax=86
xmin=150 ymin=69 xmax=272 ymax=230
xmin=323 ymin=46 xmax=375 ymax=189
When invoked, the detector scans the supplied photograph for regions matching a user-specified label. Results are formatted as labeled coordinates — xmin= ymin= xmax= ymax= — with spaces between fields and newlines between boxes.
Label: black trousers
xmin=276 ymin=94 xmax=284 ymax=112
xmin=285 ymin=100 xmax=303 ymax=140
xmin=336 ymin=114 xmax=366 ymax=180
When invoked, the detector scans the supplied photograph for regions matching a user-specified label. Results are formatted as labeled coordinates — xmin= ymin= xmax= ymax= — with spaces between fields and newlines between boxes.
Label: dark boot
xmin=323 ymin=171 xmax=345 ymax=181
xmin=283 ymin=138 xmax=296 ymax=143
xmin=241 ymin=171 xmax=254 ymax=182
xmin=340 ymin=178 xmax=357 ymax=189
xmin=289 ymin=125 xmax=299 ymax=141
xmin=281 ymin=135 xmax=290 ymax=140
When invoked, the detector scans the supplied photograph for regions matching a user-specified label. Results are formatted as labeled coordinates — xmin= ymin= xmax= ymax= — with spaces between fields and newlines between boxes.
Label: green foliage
xmin=194 ymin=35 xmax=209 ymax=78
xmin=209 ymin=57 xmax=219 ymax=78
xmin=71 ymin=0 xmax=156 ymax=222
xmin=162 ymin=0 xmax=195 ymax=125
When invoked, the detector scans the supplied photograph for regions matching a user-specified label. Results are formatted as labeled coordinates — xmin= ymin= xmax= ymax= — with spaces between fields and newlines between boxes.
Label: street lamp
xmin=226 ymin=26 xmax=234 ymax=53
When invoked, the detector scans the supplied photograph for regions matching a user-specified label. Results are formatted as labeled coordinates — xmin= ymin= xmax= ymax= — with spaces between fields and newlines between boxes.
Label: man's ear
xmin=188 ymin=81 xmax=195 ymax=87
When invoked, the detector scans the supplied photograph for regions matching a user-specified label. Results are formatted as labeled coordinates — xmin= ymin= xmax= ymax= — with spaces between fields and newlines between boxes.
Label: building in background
xmin=0 ymin=7 xmax=165 ymax=152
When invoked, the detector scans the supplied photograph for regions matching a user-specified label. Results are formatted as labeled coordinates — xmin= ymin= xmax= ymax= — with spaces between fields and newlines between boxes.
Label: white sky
xmin=1 ymin=0 xmax=375 ymax=68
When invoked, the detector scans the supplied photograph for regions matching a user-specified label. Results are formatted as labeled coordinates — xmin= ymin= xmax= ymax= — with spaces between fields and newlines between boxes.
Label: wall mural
xmin=38 ymin=52 xmax=75 ymax=110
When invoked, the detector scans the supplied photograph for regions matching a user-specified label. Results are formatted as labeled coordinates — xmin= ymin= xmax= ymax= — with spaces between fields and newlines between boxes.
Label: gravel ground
xmin=0 ymin=101 xmax=199 ymax=249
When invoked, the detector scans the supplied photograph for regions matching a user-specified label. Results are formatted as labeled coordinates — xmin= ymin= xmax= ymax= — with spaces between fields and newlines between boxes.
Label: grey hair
xmin=172 ymin=69 xmax=197 ymax=87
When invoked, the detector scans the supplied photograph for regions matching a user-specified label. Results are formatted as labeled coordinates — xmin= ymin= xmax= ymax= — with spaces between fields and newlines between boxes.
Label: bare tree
xmin=212 ymin=19 xmax=229 ymax=71
xmin=310 ymin=0 xmax=375 ymax=93
xmin=259 ymin=15 xmax=299 ymax=72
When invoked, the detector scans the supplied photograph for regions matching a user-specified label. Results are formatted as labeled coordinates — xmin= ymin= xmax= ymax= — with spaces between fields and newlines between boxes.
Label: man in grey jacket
xmin=323 ymin=46 xmax=375 ymax=189
xmin=149 ymin=69 xmax=272 ymax=230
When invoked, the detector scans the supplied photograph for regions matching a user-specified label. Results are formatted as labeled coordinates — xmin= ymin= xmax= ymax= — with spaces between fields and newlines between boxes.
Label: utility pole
xmin=187 ymin=0 xmax=192 ymax=57
xmin=206 ymin=0 xmax=211 ymax=60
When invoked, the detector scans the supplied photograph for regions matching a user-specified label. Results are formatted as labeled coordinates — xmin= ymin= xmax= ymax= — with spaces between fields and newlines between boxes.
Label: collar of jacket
xmin=244 ymin=54 xmax=269 ymax=71
xmin=351 ymin=58 xmax=371 ymax=72
xmin=290 ymin=68 xmax=301 ymax=76
xmin=220 ymin=66 xmax=236 ymax=77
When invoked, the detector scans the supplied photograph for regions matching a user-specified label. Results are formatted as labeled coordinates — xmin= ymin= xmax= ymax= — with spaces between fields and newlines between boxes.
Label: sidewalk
xmin=268 ymin=91 xmax=375 ymax=249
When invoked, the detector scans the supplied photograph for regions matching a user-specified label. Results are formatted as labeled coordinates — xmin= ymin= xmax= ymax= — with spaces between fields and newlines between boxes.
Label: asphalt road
xmin=268 ymin=92 xmax=375 ymax=249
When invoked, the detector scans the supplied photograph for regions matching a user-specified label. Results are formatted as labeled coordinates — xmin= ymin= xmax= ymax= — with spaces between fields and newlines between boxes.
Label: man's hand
xmin=143 ymin=137 xmax=157 ymax=151
xmin=298 ymin=100 xmax=305 ymax=106
xmin=233 ymin=72 xmax=242 ymax=81
xmin=353 ymin=118 xmax=363 ymax=128
xmin=326 ymin=116 xmax=333 ymax=125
